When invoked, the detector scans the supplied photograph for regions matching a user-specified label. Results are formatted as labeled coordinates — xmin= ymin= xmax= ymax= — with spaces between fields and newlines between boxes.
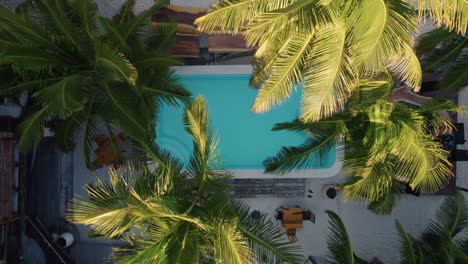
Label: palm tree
xmin=415 ymin=28 xmax=467 ymax=94
xmin=396 ymin=191 xmax=468 ymax=263
xmin=68 ymin=96 xmax=304 ymax=264
xmin=0 ymin=0 xmax=190 ymax=168
xmin=263 ymin=76 xmax=458 ymax=214
xmin=195 ymin=0 xmax=466 ymax=122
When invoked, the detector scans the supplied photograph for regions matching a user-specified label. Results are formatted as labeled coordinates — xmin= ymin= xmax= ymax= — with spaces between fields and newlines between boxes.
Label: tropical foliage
xmin=195 ymin=0 xmax=466 ymax=122
xmin=396 ymin=191 xmax=468 ymax=263
xmin=323 ymin=192 xmax=468 ymax=263
xmin=416 ymin=27 xmax=467 ymax=94
xmin=323 ymin=210 xmax=372 ymax=264
xmin=0 ymin=0 xmax=190 ymax=168
xmin=68 ymin=96 xmax=303 ymax=264
xmin=263 ymin=76 xmax=458 ymax=214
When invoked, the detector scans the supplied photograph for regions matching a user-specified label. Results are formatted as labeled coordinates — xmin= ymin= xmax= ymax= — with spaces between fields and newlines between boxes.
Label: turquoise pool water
xmin=157 ymin=74 xmax=335 ymax=169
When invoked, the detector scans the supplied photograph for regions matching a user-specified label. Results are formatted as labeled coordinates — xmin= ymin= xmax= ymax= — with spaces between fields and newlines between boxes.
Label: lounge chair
xmin=92 ymin=133 xmax=125 ymax=169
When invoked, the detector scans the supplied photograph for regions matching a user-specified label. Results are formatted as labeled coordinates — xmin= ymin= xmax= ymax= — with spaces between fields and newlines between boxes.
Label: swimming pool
xmin=157 ymin=66 xmax=341 ymax=178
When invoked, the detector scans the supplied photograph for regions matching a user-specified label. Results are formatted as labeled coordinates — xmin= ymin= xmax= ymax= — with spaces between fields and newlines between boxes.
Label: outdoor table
xmin=281 ymin=208 xmax=303 ymax=229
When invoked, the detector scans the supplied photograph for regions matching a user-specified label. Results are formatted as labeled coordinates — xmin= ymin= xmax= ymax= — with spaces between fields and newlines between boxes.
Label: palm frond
xmin=0 ymin=45 xmax=64 ymax=69
xmin=440 ymin=47 xmax=468 ymax=93
xmin=301 ymin=25 xmax=357 ymax=121
xmin=388 ymin=43 xmax=422 ymax=91
xmin=70 ymin=0 xmax=97 ymax=36
xmin=213 ymin=220 xmax=254 ymax=264
xmin=362 ymin=0 xmax=417 ymax=74
xmin=67 ymin=174 xmax=137 ymax=238
xmin=141 ymin=72 xmax=191 ymax=106
xmin=0 ymin=3 xmax=61 ymax=51
xmin=251 ymin=31 xmax=315 ymax=113
xmin=396 ymin=220 xmax=424 ymax=264
xmin=367 ymin=181 xmax=402 ymax=215
xmin=393 ymin=124 xmax=452 ymax=193
xmin=34 ymin=74 xmax=83 ymax=113
xmin=414 ymin=0 xmax=468 ymax=35
xmin=95 ymin=43 xmax=137 ymax=85
xmin=81 ymin=102 xmax=98 ymax=169
xmin=35 ymin=0 xmax=83 ymax=52
xmin=264 ymin=131 xmax=338 ymax=174
xmin=17 ymin=106 xmax=51 ymax=152
xmin=244 ymin=0 xmax=336 ymax=47
xmin=424 ymin=192 xmax=468 ymax=242
xmin=148 ymin=22 xmax=177 ymax=52
xmin=342 ymin=161 xmax=394 ymax=205
xmin=122 ymin=0 xmax=167 ymax=39
xmin=98 ymin=17 xmax=132 ymax=54
xmin=324 ymin=210 xmax=356 ymax=264
xmin=195 ymin=0 xmax=257 ymax=33
xmin=415 ymin=28 xmax=458 ymax=56
xmin=101 ymin=82 xmax=148 ymax=140
xmin=54 ymin=111 xmax=82 ymax=152
xmin=183 ymin=96 xmax=222 ymax=188
xmin=345 ymin=0 xmax=387 ymax=65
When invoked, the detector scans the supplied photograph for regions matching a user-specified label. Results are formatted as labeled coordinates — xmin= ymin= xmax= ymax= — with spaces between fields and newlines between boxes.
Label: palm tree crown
xmin=263 ymin=76 xmax=459 ymax=214
xmin=68 ymin=96 xmax=304 ymax=264
xmin=195 ymin=0 xmax=466 ymax=122
xmin=0 ymin=0 xmax=190 ymax=167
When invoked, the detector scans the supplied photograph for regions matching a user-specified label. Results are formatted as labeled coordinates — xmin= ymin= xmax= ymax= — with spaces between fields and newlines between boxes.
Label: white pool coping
xmin=173 ymin=65 xmax=344 ymax=178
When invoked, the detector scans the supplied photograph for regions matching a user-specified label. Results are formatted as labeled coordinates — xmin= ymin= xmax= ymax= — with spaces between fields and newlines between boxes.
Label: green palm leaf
xmin=36 ymin=0 xmax=82 ymax=50
xmin=34 ymin=74 xmax=83 ymax=113
xmin=213 ymin=220 xmax=254 ymax=264
xmin=396 ymin=220 xmax=424 ymax=264
xmin=17 ymin=106 xmax=51 ymax=151
xmin=0 ymin=45 xmax=64 ymax=69
xmin=414 ymin=0 xmax=468 ymax=35
xmin=251 ymin=31 xmax=315 ymax=113
xmin=301 ymin=25 xmax=357 ymax=121
xmin=264 ymin=133 xmax=338 ymax=174
xmin=0 ymin=3 xmax=62 ymax=51
xmin=96 ymin=43 xmax=138 ymax=85
xmin=325 ymin=210 xmax=357 ymax=264
xmin=440 ymin=46 xmax=468 ymax=94
xmin=70 ymin=0 xmax=97 ymax=36
xmin=122 ymin=0 xmax=167 ymax=39
xmin=101 ymin=82 xmax=148 ymax=140
xmin=194 ymin=0 xmax=258 ymax=33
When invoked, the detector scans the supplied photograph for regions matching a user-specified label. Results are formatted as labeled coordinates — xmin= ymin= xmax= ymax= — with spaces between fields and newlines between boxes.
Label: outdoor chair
xmin=303 ymin=210 xmax=316 ymax=223
xmin=286 ymin=228 xmax=298 ymax=242
xmin=275 ymin=211 xmax=283 ymax=221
